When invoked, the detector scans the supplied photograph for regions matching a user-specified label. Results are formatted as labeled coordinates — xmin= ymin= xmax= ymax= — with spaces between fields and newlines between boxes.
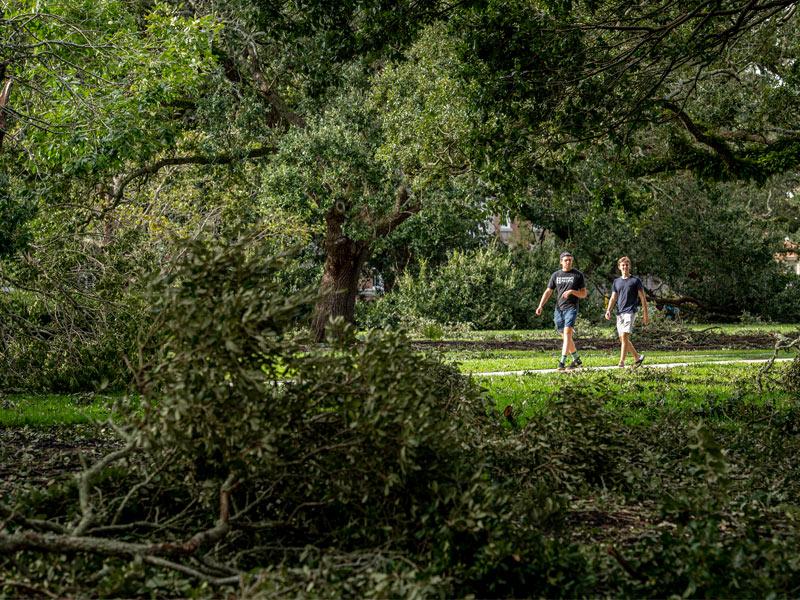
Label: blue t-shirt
xmin=612 ymin=276 xmax=643 ymax=314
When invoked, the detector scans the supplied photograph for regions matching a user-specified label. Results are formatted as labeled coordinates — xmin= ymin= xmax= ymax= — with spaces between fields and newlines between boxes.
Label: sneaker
xmin=633 ymin=355 xmax=646 ymax=368
xmin=566 ymin=358 xmax=583 ymax=370
xmin=557 ymin=361 xmax=566 ymax=371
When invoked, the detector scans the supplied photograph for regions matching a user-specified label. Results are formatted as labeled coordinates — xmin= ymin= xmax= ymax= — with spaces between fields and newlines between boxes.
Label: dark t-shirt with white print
xmin=547 ymin=269 xmax=586 ymax=311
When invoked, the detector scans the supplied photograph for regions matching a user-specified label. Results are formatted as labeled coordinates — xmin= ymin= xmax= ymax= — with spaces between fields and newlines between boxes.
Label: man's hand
xmin=643 ymin=313 xmax=650 ymax=326
xmin=561 ymin=290 xmax=572 ymax=300
xmin=535 ymin=306 xmax=543 ymax=316
xmin=604 ymin=310 xmax=611 ymax=320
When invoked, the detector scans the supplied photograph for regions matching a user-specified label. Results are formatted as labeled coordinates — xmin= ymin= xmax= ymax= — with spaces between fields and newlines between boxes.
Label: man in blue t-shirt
xmin=536 ymin=251 xmax=588 ymax=371
xmin=604 ymin=256 xmax=650 ymax=368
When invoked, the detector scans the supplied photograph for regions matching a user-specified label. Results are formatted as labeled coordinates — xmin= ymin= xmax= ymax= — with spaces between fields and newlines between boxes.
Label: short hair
xmin=560 ymin=251 xmax=573 ymax=260
xmin=617 ymin=256 xmax=631 ymax=266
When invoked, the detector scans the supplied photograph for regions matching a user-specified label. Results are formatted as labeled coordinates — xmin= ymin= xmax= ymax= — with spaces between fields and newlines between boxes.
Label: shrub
xmin=358 ymin=243 xmax=560 ymax=330
xmin=767 ymin=275 xmax=800 ymax=322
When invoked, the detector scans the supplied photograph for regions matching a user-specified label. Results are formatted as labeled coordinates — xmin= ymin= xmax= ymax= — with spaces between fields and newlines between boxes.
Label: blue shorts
xmin=554 ymin=307 xmax=578 ymax=332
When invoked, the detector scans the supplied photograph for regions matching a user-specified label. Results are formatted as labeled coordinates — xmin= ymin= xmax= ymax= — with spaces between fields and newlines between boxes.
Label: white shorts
xmin=616 ymin=313 xmax=636 ymax=335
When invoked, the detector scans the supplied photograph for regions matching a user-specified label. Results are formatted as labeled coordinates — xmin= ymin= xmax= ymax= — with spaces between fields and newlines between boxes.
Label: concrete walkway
xmin=473 ymin=357 xmax=795 ymax=377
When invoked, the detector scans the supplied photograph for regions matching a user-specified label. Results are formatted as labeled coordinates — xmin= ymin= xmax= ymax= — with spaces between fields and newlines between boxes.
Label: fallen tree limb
xmin=143 ymin=556 xmax=240 ymax=586
xmin=1 ymin=474 xmax=239 ymax=586
xmin=756 ymin=334 xmax=800 ymax=392
xmin=0 ymin=529 xmax=171 ymax=556
xmin=2 ymin=580 xmax=58 ymax=599
xmin=72 ymin=437 xmax=136 ymax=536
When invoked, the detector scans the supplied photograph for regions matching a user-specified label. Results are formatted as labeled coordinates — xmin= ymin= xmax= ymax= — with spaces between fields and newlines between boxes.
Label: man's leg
xmin=616 ymin=315 xmax=627 ymax=366
xmin=627 ymin=335 xmax=641 ymax=361
xmin=620 ymin=332 xmax=640 ymax=360
xmin=564 ymin=325 xmax=584 ymax=370
xmin=560 ymin=309 xmax=581 ymax=370
xmin=562 ymin=327 xmax=575 ymax=356
xmin=628 ymin=316 xmax=645 ymax=367
xmin=555 ymin=310 xmax=568 ymax=369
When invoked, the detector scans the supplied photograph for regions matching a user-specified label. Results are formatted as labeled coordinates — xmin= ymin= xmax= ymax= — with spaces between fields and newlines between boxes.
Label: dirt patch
xmin=0 ymin=426 xmax=123 ymax=499
xmin=413 ymin=333 xmax=777 ymax=352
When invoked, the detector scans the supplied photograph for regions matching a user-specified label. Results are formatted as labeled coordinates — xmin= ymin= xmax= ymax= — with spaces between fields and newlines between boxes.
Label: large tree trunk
xmin=311 ymin=204 xmax=370 ymax=342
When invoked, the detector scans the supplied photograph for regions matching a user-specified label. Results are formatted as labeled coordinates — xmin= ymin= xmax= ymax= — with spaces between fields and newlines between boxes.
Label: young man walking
xmin=604 ymin=256 xmax=649 ymax=368
xmin=536 ymin=252 xmax=588 ymax=371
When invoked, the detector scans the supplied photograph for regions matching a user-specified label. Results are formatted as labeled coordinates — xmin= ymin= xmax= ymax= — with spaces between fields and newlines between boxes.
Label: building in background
xmin=776 ymin=238 xmax=800 ymax=275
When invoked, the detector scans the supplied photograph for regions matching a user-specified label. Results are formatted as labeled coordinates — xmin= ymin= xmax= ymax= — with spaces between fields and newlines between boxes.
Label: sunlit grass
xmin=0 ymin=394 xmax=117 ymax=427
xmin=477 ymin=363 xmax=795 ymax=426
xmin=450 ymin=348 xmax=788 ymax=373
xmin=420 ymin=322 xmax=800 ymax=342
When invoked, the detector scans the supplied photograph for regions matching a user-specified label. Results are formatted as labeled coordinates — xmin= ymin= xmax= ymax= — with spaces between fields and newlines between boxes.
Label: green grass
xmin=449 ymin=348 xmax=787 ymax=373
xmin=0 ymin=394 xmax=115 ymax=427
xmin=478 ymin=362 xmax=795 ymax=426
xmin=1 ymin=348 xmax=793 ymax=429
xmin=683 ymin=322 xmax=800 ymax=335
xmin=420 ymin=322 xmax=800 ymax=342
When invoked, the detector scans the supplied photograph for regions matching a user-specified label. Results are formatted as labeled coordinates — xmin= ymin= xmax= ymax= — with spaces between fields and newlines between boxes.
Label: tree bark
xmin=311 ymin=185 xmax=419 ymax=342
xmin=0 ymin=63 xmax=11 ymax=151
xmin=311 ymin=203 xmax=370 ymax=342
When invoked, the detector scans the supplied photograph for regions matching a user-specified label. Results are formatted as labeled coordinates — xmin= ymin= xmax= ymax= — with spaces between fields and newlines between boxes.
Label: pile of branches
xmin=0 ymin=236 xmax=566 ymax=597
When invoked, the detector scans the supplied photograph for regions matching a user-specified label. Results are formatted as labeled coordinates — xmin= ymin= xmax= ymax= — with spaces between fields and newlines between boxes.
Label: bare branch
xmin=2 ymin=581 xmax=58 ymax=599
xmin=142 ymin=556 xmax=240 ymax=586
xmin=180 ymin=474 xmax=235 ymax=554
xmin=756 ymin=333 xmax=800 ymax=391
xmin=111 ymin=449 xmax=176 ymax=526
xmin=0 ymin=77 xmax=12 ymax=149
xmin=72 ymin=438 xmax=137 ymax=536
xmin=245 ymin=45 xmax=306 ymax=129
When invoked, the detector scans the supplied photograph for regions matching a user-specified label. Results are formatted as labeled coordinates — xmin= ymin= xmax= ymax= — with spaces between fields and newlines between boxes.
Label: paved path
xmin=473 ymin=357 xmax=795 ymax=377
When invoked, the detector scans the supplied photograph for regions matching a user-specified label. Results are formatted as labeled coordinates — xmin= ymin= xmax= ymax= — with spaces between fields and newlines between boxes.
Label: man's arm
xmin=562 ymin=287 xmax=588 ymax=300
xmin=563 ymin=272 xmax=588 ymax=302
xmin=535 ymin=288 xmax=554 ymax=316
xmin=638 ymin=288 xmax=650 ymax=325
xmin=605 ymin=292 xmax=618 ymax=320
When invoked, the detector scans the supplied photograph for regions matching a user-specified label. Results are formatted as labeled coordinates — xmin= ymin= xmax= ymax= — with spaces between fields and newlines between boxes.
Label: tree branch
xmin=375 ymin=184 xmax=421 ymax=238
xmin=245 ymin=45 xmax=306 ymax=129
xmin=142 ymin=556 xmax=240 ymax=586
xmin=97 ymin=146 xmax=276 ymax=221
xmin=657 ymin=99 xmax=739 ymax=171
xmin=72 ymin=438 xmax=137 ymax=536
xmin=0 ymin=76 xmax=12 ymax=150
xmin=1 ymin=476 xmax=237 ymax=562
xmin=180 ymin=474 xmax=235 ymax=554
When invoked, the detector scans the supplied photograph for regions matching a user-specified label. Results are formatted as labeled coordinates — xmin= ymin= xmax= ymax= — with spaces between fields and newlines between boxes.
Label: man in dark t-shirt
xmin=604 ymin=256 xmax=650 ymax=368
xmin=536 ymin=252 xmax=588 ymax=371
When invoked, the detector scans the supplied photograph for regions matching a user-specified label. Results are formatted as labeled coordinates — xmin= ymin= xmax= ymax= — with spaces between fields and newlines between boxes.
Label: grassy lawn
xmin=448 ymin=348 xmax=788 ymax=373
xmin=1 ymin=349 xmax=793 ymax=426
xmin=0 ymin=394 xmax=117 ymax=427
xmin=478 ymin=362 xmax=795 ymax=425
xmin=422 ymin=322 xmax=800 ymax=341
